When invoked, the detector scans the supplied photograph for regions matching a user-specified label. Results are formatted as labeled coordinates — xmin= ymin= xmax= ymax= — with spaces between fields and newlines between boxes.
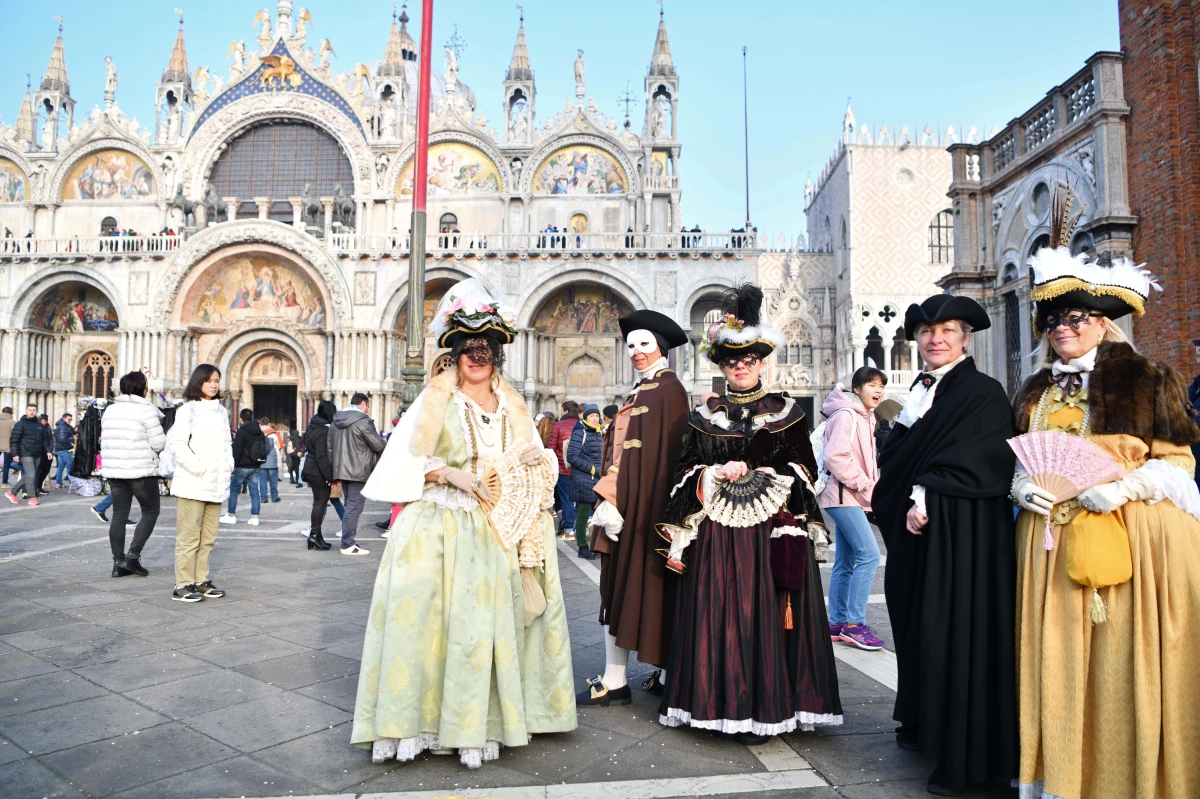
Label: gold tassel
xmin=783 ymin=595 xmax=794 ymax=630
xmin=1090 ymin=588 xmax=1109 ymax=625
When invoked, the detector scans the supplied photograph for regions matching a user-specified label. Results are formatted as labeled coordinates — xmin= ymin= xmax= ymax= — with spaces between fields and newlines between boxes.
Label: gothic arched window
xmin=928 ymin=209 xmax=954 ymax=264
xmin=80 ymin=351 xmax=115 ymax=398
xmin=776 ymin=320 xmax=813 ymax=366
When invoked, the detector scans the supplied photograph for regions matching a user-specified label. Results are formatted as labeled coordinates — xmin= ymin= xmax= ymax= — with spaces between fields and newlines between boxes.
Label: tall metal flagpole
xmin=742 ymin=45 xmax=750 ymax=228
xmin=402 ymin=0 xmax=435 ymax=407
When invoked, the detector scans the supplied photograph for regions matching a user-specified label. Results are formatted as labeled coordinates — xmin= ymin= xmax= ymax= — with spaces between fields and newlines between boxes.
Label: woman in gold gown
xmin=1012 ymin=243 xmax=1200 ymax=799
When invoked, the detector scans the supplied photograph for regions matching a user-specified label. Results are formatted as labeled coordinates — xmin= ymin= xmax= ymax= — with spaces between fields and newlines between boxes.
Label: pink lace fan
xmin=1007 ymin=431 xmax=1124 ymax=550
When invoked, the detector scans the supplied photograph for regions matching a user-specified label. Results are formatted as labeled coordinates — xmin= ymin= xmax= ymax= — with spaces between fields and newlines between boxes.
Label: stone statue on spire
xmin=104 ymin=57 xmax=118 ymax=109
xmin=444 ymin=45 xmax=458 ymax=95
xmin=574 ymin=50 xmax=585 ymax=104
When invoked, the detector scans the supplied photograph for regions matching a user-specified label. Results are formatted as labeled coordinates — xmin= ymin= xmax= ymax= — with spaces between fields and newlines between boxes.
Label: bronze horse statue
xmin=333 ymin=184 xmax=355 ymax=229
xmin=301 ymin=183 xmax=322 ymax=227
xmin=169 ymin=185 xmax=199 ymax=228
xmin=202 ymin=184 xmax=230 ymax=224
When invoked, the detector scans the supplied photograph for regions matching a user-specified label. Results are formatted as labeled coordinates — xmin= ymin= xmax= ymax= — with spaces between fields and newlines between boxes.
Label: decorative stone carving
xmin=129 ymin=271 xmax=149 ymax=305
xmin=150 ymin=219 xmax=351 ymax=326
xmin=655 ymin=271 xmax=676 ymax=306
xmin=353 ymin=271 xmax=375 ymax=305
xmin=208 ymin=317 xmax=322 ymax=389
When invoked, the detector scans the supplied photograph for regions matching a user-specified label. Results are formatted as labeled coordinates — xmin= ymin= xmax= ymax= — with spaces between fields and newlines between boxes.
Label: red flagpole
xmin=402 ymin=0 xmax=435 ymax=406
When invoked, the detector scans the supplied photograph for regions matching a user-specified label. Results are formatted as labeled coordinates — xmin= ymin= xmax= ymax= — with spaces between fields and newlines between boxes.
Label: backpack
xmin=248 ymin=432 xmax=270 ymax=465
xmin=157 ymin=403 xmax=196 ymax=477
xmin=809 ymin=407 xmax=856 ymax=497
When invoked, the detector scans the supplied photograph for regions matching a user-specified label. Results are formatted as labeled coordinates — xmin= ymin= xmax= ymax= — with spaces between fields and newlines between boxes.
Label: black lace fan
xmin=707 ymin=469 xmax=794 ymax=528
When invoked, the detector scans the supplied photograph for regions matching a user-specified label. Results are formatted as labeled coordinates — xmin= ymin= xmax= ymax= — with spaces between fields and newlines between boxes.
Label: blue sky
xmin=1 ymin=1 xmax=1119 ymax=236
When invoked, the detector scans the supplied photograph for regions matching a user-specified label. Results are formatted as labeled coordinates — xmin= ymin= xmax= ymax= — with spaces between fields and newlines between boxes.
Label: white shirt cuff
xmin=910 ymin=484 xmax=927 ymax=516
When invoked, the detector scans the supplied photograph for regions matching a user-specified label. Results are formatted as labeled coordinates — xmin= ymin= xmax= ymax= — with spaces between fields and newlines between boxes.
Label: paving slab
xmin=0 ymin=621 xmax=112 ymax=652
xmin=0 ymin=672 xmax=107 ymax=719
xmin=109 ymin=753 xmax=315 ymax=799
xmin=0 ymin=647 xmax=59 ymax=683
xmin=295 ymin=674 xmax=361 ymax=713
xmin=123 ymin=667 xmax=285 ymax=719
xmin=74 ymin=650 xmax=218 ymax=693
xmin=233 ymin=649 xmax=360 ymax=690
xmin=181 ymin=632 xmax=310 ymax=667
xmin=34 ymin=634 xmax=163 ymax=670
xmin=183 ymin=693 xmax=351 ymax=752
xmin=0 ymin=756 xmax=87 ymax=798
xmin=0 ymin=693 xmax=170 ymax=755
xmin=40 ymin=721 xmax=239 ymax=798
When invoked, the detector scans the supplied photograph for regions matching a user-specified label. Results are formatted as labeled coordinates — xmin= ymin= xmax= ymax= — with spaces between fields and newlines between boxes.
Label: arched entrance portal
xmin=246 ymin=351 xmax=301 ymax=428
xmin=528 ymin=282 xmax=633 ymax=407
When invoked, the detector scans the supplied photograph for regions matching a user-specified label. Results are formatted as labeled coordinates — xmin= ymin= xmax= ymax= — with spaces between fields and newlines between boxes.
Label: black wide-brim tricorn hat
xmin=619 ymin=309 xmax=688 ymax=353
xmin=903 ymin=295 xmax=992 ymax=341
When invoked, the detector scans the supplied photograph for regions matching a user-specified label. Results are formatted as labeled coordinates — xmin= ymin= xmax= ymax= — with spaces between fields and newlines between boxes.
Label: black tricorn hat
xmin=618 ymin=309 xmax=688 ymax=353
xmin=903 ymin=295 xmax=991 ymax=341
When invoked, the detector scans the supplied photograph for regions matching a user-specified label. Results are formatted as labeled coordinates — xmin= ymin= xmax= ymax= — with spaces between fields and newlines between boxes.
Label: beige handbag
xmin=521 ymin=567 xmax=547 ymax=626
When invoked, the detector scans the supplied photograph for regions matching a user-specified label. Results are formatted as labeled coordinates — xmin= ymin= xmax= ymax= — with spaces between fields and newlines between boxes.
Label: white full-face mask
xmin=626 ymin=329 xmax=659 ymax=356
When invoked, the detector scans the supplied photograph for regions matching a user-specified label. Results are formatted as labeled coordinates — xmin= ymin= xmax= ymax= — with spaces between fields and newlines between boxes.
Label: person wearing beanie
xmin=566 ymin=403 xmax=603 ymax=560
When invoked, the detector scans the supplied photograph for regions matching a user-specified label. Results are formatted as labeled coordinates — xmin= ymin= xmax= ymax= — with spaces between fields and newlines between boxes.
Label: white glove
xmin=591 ymin=499 xmax=625 ymax=541
xmin=438 ymin=467 xmax=490 ymax=503
xmin=519 ymin=442 xmax=543 ymax=466
xmin=1014 ymin=476 xmax=1056 ymax=515
xmin=1078 ymin=469 xmax=1160 ymax=515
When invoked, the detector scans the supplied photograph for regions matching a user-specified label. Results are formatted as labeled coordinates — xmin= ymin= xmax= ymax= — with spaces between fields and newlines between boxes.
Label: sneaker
xmin=247 ymin=516 xmax=260 ymax=526
xmin=219 ymin=514 xmax=236 ymax=525
xmin=840 ymin=623 xmax=885 ymax=651
xmin=341 ymin=545 xmax=370 ymax=556
xmin=195 ymin=580 xmax=225 ymax=598
xmin=270 ymin=497 xmax=281 ymax=503
xmin=381 ymin=529 xmax=390 ymax=539
xmin=171 ymin=584 xmax=205 ymax=602
xmin=5 ymin=491 xmax=19 ymax=505
xmin=27 ymin=498 xmax=40 ymax=507
xmin=829 ymin=622 xmax=843 ymax=640
xmin=91 ymin=507 xmax=109 ymax=522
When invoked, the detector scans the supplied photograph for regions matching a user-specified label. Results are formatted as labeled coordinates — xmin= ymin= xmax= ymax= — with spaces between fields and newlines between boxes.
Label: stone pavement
xmin=0 ymin=485 xmax=1011 ymax=798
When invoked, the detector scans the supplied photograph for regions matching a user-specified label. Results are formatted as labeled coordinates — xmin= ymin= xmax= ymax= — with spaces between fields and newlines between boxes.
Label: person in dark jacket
xmin=329 ymin=392 xmax=385 ymax=555
xmin=286 ymin=425 xmax=303 ymax=486
xmin=223 ymin=408 xmax=266 ymax=525
xmin=6 ymin=404 xmax=51 ymax=506
xmin=53 ymin=412 xmax=76 ymax=488
xmin=547 ymin=400 xmax=581 ymax=533
xmin=302 ymin=401 xmax=342 ymax=550
xmin=566 ymin=403 xmax=603 ymax=559
xmin=35 ymin=415 xmax=54 ymax=496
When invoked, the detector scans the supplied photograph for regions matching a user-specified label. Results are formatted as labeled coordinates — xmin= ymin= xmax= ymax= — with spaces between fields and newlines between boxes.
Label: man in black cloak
xmin=873 ymin=295 xmax=1018 ymax=796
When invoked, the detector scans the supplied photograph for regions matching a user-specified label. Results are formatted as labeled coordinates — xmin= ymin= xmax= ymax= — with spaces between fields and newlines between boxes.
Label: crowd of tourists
xmin=6 ymin=205 xmax=1200 ymax=796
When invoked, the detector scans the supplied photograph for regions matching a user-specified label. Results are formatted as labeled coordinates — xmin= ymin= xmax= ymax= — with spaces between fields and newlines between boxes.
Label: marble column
xmin=289 ymin=197 xmax=304 ymax=230
xmin=321 ymin=199 xmax=334 ymax=239
xmin=254 ymin=196 xmax=271 ymax=221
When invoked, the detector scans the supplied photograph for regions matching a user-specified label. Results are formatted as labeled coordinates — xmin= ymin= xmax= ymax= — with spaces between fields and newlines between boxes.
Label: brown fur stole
xmin=409 ymin=368 xmax=535 ymax=457
xmin=1013 ymin=341 xmax=1200 ymax=445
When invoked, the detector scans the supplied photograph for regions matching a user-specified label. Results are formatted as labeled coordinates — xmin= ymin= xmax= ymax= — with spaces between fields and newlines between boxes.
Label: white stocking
xmin=601 ymin=625 xmax=630 ymax=688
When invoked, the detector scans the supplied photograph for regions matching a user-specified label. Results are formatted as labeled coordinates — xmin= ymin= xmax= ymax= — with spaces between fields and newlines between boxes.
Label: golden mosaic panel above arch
xmin=533 ymin=144 xmax=628 ymax=196
xmin=186 ymin=254 xmax=328 ymax=330
xmin=61 ymin=149 xmax=155 ymax=201
xmin=396 ymin=142 xmax=502 ymax=197
xmin=0 ymin=157 xmax=29 ymax=203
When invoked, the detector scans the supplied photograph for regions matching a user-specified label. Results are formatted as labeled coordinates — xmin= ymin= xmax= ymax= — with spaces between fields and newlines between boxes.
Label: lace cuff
xmin=1138 ymin=459 xmax=1200 ymax=523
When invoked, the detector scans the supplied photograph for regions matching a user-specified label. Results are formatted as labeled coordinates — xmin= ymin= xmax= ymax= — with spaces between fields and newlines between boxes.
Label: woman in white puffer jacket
xmin=100 ymin=371 xmax=166 ymax=579
xmin=169 ymin=364 xmax=234 ymax=603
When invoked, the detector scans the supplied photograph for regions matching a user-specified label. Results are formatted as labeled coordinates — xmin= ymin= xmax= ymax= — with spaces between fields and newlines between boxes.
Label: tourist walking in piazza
xmin=656 ymin=284 xmax=842 ymax=743
xmin=818 ymin=368 xmax=886 ymax=651
xmin=223 ymin=408 xmax=266 ymax=526
xmin=547 ymin=400 xmax=580 ymax=535
xmin=565 ymin=403 xmax=602 ymax=560
xmin=99 ymin=371 xmax=166 ymax=578
xmin=5 ymin=404 xmax=50 ymax=506
xmin=329 ymin=392 xmax=385 ymax=555
xmin=52 ymin=411 xmax=75 ymax=488
xmin=301 ymin=400 xmax=339 ymax=551
xmin=0 ymin=406 xmax=15 ymax=489
xmin=352 ymin=278 xmax=575 ymax=768
xmin=258 ymin=417 xmax=284 ymax=503
xmin=872 ymin=295 xmax=1018 ymax=795
xmin=578 ymin=309 xmax=690 ymax=707
xmin=1012 ymin=239 xmax=1200 ymax=799
xmin=170 ymin=364 xmax=233 ymax=603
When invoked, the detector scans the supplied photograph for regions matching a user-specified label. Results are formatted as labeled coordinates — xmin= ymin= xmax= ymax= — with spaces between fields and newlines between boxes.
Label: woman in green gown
xmin=353 ymin=278 xmax=576 ymax=768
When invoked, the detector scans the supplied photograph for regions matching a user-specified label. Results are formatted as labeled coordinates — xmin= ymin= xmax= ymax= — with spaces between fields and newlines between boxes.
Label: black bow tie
xmin=911 ymin=372 xmax=937 ymax=391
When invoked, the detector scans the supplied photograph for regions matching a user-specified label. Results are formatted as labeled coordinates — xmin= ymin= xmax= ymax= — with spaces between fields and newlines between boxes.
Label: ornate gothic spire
xmin=162 ymin=12 xmax=191 ymax=86
xmin=40 ymin=22 xmax=69 ymax=94
xmin=15 ymin=76 xmax=34 ymax=144
xmin=379 ymin=3 xmax=414 ymax=76
xmin=648 ymin=6 xmax=674 ymax=77
xmin=506 ymin=8 xmax=532 ymax=82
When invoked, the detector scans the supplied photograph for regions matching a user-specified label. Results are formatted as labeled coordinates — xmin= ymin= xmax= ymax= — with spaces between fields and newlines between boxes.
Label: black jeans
xmin=35 ymin=456 xmax=51 ymax=492
xmin=108 ymin=476 xmax=161 ymax=560
xmin=309 ymin=480 xmax=331 ymax=538
xmin=287 ymin=454 xmax=301 ymax=484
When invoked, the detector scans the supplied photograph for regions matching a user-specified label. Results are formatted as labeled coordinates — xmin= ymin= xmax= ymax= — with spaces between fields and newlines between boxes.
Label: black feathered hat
xmin=700 ymin=283 xmax=785 ymax=363
xmin=618 ymin=309 xmax=688 ymax=354
xmin=902 ymin=295 xmax=991 ymax=341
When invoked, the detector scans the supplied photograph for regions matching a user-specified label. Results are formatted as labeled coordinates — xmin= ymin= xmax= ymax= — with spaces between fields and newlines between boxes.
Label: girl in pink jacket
xmin=818 ymin=367 xmax=886 ymax=650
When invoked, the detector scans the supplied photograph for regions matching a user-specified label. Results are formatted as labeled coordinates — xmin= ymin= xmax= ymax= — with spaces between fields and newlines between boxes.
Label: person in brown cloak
xmin=577 ymin=309 xmax=690 ymax=707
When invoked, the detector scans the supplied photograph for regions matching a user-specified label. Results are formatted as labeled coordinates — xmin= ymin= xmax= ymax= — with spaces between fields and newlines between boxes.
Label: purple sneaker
xmin=828 ymin=622 xmax=843 ymax=640
xmin=840 ymin=623 xmax=885 ymax=651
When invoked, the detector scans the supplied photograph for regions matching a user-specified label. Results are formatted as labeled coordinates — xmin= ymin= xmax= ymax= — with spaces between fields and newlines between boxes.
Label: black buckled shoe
xmin=576 ymin=676 xmax=632 ymax=707
xmin=112 ymin=558 xmax=134 ymax=578
xmin=642 ymin=669 xmax=665 ymax=695
xmin=119 ymin=556 xmax=149 ymax=577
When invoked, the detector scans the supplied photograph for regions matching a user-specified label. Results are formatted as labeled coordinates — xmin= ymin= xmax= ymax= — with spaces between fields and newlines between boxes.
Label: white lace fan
xmin=1007 ymin=431 xmax=1124 ymax=550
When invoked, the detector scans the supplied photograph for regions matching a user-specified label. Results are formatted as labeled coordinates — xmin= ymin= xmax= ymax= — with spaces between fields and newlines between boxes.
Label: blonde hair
xmin=1035 ymin=316 xmax=1131 ymax=368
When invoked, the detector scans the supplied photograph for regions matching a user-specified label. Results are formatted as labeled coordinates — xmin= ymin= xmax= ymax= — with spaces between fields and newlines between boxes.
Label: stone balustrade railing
xmin=0 ymin=236 xmax=183 ymax=257
xmin=642 ymin=174 xmax=680 ymax=191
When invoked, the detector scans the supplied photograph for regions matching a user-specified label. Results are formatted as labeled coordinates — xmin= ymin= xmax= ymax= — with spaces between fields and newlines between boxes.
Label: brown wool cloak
xmin=597 ymin=368 xmax=690 ymax=666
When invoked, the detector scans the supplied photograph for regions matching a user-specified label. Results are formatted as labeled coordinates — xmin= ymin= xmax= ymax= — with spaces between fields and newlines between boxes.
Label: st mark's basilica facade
xmin=0 ymin=1 xmax=957 ymax=430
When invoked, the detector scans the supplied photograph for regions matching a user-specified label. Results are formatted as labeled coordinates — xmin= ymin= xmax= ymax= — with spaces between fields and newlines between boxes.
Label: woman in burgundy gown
xmin=657 ymin=284 xmax=842 ymax=744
